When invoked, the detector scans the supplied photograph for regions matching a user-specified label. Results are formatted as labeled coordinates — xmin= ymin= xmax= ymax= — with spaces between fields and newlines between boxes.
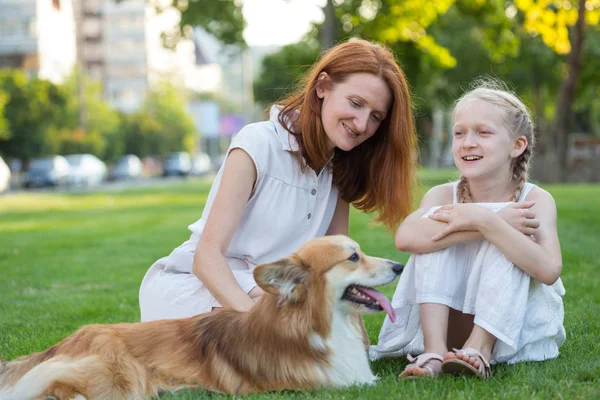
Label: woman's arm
xmin=326 ymin=196 xmax=349 ymax=236
xmin=430 ymin=188 xmax=562 ymax=285
xmin=192 ymin=149 xmax=258 ymax=312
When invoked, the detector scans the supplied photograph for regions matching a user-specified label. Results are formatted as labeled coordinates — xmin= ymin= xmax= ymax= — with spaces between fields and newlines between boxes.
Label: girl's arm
xmin=192 ymin=149 xmax=259 ymax=312
xmin=396 ymin=184 xmax=484 ymax=253
xmin=430 ymin=187 xmax=562 ymax=285
xmin=397 ymin=184 xmax=538 ymax=254
xmin=326 ymin=196 xmax=350 ymax=236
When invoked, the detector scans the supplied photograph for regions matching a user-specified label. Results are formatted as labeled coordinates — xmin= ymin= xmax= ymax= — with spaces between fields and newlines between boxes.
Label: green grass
xmin=1 ymin=170 xmax=599 ymax=399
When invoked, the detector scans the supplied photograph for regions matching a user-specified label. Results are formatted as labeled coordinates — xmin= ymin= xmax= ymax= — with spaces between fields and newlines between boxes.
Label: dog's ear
xmin=253 ymin=256 xmax=310 ymax=303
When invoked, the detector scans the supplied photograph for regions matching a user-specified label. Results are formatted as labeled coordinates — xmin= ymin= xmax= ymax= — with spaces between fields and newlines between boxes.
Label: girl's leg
xmin=404 ymin=303 xmax=449 ymax=377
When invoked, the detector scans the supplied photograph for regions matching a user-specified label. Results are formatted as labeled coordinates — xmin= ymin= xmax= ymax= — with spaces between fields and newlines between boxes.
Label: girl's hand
xmin=428 ymin=204 xmax=495 ymax=241
xmin=498 ymin=201 xmax=540 ymax=236
xmin=497 ymin=201 xmax=539 ymax=236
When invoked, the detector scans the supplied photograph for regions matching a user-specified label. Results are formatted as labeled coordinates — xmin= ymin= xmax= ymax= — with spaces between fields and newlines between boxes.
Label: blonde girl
xmin=370 ymin=79 xmax=565 ymax=380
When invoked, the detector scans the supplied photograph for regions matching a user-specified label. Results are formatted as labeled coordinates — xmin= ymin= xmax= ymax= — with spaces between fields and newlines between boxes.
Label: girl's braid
xmin=457 ymin=175 xmax=473 ymax=203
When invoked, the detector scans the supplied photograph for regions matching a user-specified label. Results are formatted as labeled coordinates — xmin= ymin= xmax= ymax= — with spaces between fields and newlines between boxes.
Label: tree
xmin=151 ymin=0 xmax=246 ymax=48
xmin=0 ymin=70 xmax=67 ymax=160
xmin=553 ymin=0 xmax=587 ymax=181
xmin=515 ymin=0 xmax=600 ymax=181
xmin=122 ymin=81 xmax=198 ymax=157
xmin=59 ymin=71 xmax=123 ymax=160
xmin=253 ymin=42 xmax=320 ymax=105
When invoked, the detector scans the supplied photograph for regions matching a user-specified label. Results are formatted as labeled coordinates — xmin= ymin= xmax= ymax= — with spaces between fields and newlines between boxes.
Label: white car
xmin=25 ymin=156 xmax=71 ymax=188
xmin=110 ymin=154 xmax=143 ymax=180
xmin=65 ymin=154 xmax=107 ymax=187
xmin=0 ymin=156 xmax=10 ymax=192
xmin=163 ymin=152 xmax=192 ymax=176
xmin=190 ymin=153 xmax=212 ymax=176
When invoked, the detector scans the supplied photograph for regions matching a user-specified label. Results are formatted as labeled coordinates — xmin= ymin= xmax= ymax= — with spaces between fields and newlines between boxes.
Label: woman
xmin=139 ymin=39 xmax=418 ymax=321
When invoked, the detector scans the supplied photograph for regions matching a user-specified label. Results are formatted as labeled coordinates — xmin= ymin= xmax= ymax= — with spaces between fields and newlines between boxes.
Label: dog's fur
xmin=0 ymin=235 xmax=402 ymax=399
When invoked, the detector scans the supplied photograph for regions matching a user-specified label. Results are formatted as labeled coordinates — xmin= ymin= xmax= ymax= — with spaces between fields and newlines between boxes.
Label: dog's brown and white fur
xmin=0 ymin=235 xmax=402 ymax=399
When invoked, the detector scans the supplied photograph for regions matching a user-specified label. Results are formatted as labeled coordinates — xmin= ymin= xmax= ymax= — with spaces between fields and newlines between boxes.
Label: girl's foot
xmin=442 ymin=348 xmax=491 ymax=380
xmin=398 ymin=353 xmax=443 ymax=379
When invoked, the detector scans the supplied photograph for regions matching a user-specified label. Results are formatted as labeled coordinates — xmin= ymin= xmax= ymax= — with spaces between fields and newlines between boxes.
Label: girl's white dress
xmin=369 ymin=182 xmax=566 ymax=364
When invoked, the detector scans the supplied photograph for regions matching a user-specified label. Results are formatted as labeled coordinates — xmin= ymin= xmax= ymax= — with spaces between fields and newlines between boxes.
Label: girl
xmin=370 ymin=80 xmax=565 ymax=380
xmin=139 ymin=39 xmax=418 ymax=321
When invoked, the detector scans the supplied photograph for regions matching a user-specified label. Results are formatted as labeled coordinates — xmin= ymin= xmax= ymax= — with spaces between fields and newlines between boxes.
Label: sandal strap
xmin=405 ymin=353 xmax=443 ymax=375
xmin=450 ymin=347 xmax=491 ymax=379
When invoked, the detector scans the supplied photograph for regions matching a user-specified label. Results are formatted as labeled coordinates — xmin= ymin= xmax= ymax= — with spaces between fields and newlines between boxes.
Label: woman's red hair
xmin=278 ymin=39 xmax=418 ymax=231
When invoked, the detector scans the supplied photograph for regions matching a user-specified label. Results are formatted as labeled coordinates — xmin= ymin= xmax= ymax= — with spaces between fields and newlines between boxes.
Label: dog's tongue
xmin=359 ymin=287 xmax=396 ymax=323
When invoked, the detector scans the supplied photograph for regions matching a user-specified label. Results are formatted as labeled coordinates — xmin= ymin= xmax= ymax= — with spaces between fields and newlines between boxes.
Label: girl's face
xmin=316 ymin=72 xmax=392 ymax=152
xmin=452 ymin=99 xmax=526 ymax=181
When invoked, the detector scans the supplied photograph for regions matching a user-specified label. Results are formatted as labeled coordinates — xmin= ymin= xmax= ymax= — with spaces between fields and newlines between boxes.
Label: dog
xmin=0 ymin=235 xmax=403 ymax=399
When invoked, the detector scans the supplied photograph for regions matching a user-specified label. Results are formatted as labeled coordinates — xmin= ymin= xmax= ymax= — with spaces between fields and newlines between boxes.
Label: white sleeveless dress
xmin=370 ymin=182 xmax=566 ymax=364
xmin=139 ymin=107 xmax=338 ymax=321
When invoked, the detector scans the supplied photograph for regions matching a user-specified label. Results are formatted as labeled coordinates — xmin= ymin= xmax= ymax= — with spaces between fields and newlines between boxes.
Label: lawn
xmin=1 ymin=170 xmax=599 ymax=399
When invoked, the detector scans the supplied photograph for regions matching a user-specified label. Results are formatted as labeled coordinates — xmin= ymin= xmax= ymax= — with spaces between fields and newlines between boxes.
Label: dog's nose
xmin=390 ymin=261 xmax=404 ymax=275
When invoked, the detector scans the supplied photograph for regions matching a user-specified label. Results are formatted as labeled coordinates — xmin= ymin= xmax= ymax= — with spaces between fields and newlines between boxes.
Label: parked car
xmin=163 ymin=152 xmax=192 ymax=176
xmin=24 ymin=156 xmax=71 ymax=188
xmin=190 ymin=153 xmax=212 ymax=176
xmin=110 ymin=154 xmax=143 ymax=180
xmin=0 ymin=156 xmax=10 ymax=192
xmin=65 ymin=154 xmax=107 ymax=187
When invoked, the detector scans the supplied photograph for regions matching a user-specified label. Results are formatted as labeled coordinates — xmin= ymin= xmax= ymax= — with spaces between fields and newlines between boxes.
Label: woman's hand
xmin=428 ymin=204 xmax=495 ymax=241
xmin=497 ymin=201 xmax=539 ymax=236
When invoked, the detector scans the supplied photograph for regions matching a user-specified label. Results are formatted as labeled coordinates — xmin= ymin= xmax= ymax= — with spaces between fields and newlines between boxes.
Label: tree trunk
xmin=428 ymin=108 xmax=444 ymax=168
xmin=554 ymin=0 xmax=586 ymax=182
xmin=533 ymin=82 xmax=547 ymax=154
xmin=321 ymin=0 xmax=336 ymax=50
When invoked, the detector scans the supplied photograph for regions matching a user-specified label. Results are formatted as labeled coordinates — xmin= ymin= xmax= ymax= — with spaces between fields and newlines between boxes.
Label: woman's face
xmin=316 ymin=72 xmax=392 ymax=152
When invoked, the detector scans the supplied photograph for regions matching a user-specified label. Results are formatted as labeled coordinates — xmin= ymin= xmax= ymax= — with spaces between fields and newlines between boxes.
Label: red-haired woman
xmin=139 ymin=39 xmax=418 ymax=321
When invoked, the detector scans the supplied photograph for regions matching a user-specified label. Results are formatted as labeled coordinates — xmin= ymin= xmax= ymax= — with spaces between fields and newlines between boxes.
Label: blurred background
xmin=0 ymin=0 xmax=599 ymax=194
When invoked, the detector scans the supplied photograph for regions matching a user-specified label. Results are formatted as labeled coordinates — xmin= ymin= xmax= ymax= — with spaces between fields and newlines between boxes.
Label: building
xmin=79 ymin=0 xmax=148 ymax=112
xmin=79 ymin=0 xmax=210 ymax=112
xmin=0 ymin=0 xmax=76 ymax=83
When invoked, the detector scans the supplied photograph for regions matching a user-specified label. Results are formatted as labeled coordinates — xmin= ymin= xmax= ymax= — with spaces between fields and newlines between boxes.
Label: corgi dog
xmin=0 ymin=235 xmax=402 ymax=399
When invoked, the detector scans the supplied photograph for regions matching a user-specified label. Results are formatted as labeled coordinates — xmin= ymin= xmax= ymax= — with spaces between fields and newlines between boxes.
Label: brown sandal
xmin=441 ymin=347 xmax=492 ymax=380
xmin=398 ymin=353 xmax=443 ymax=379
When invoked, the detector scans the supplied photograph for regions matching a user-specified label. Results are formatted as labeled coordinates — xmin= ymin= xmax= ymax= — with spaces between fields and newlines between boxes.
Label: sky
xmin=242 ymin=0 xmax=326 ymax=47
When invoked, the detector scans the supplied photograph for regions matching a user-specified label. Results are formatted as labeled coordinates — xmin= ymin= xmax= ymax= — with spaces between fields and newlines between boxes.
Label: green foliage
xmin=0 ymin=69 xmax=67 ymax=160
xmin=59 ymin=71 xmax=123 ymax=160
xmin=159 ymin=0 xmax=246 ymax=47
xmin=515 ymin=0 xmax=600 ymax=54
xmin=253 ymin=42 xmax=320 ymax=105
xmin=45 ymin=127 xmax=107 ymax=157
xmin=0 ymin=89 xmax=8 ymax=141
xmin=121 ymin=81 xmax=198 ymax=157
